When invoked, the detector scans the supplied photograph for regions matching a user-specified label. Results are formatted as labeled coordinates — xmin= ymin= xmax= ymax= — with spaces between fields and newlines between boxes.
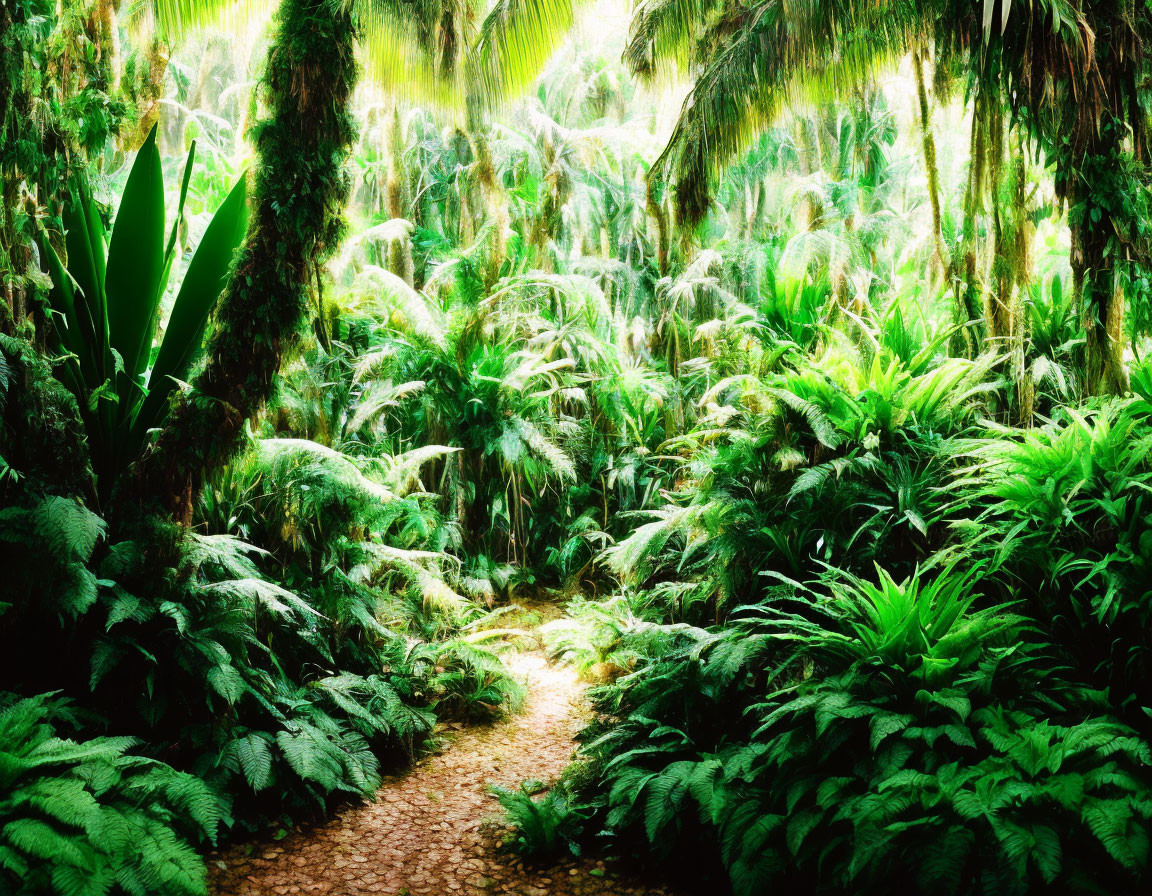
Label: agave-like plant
xmin=38 ymin=126 xmax=248 ymax=504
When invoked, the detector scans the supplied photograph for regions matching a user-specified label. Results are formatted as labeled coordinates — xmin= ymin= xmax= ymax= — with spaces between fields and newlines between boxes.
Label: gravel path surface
xmin=209 ymin=650 xmax=680 ymax=896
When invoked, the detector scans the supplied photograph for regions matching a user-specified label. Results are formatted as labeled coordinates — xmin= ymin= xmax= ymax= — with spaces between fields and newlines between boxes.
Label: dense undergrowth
xmin=6 ymin=1 xmax=1152 ymax=895
xmin=536 ymin=364 xmax=1152 ymax=894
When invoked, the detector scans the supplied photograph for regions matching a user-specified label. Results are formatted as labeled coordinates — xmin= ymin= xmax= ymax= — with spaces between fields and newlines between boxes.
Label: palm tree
xmin=625 ymin=0 xmax=1152 ymax=394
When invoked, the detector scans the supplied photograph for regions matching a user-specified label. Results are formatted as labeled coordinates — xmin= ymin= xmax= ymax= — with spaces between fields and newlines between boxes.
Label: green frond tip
xmin=624 ymin=0 xmax=715 ymax=80
xmin=355 ymin=0 xmax=462 ymax=110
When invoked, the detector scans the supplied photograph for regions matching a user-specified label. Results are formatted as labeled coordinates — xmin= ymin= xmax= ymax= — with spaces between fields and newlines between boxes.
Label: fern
xmin=493 ymin=782 xmax=587 ymax=859
xmin=222 ymin=733 xmax=274 ymax=792
xmin=0 ymin=693 xmax=225 ymax=896
xmin=0 ymin=496 xmax=105 ymax=620
xmin=560 ymin=557 xmax=1152 ymax=894
xmin=767 ymin=386 xmax=841 ymax=449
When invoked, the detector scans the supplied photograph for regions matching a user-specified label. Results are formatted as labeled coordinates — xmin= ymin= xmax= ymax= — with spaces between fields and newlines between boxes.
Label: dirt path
xmin=209 ymin=650 xmax=679 ymax=896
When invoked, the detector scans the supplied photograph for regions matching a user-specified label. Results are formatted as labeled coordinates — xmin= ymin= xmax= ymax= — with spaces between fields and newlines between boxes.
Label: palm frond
xmin=150 ymin=0 xmax=271 ymax=37
xmin=624 ymin=0 xmax=717 ymax=78
xmin=472 ymin=0 xmax=592 ymax=107
xmin=650 ymin=1 xmax=922 ymax=225
xmin=353 ymin=266 xmax=447 ymax=349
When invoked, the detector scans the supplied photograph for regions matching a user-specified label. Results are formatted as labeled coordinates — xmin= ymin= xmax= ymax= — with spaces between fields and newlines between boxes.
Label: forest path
xmin=208 ymin=639 xmax=678 ymax=896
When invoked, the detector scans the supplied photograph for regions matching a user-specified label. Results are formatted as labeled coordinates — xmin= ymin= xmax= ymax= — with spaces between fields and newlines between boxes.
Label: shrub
xmin=550 ymin=561 xmax=1152 ymax=894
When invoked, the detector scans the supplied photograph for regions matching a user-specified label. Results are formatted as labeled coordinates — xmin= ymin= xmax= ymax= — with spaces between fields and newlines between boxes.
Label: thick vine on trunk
xmin=120 ymin=0 xmax=358 ymax=521
xmin=1074 ymin=115 xmax=1136 ymax=397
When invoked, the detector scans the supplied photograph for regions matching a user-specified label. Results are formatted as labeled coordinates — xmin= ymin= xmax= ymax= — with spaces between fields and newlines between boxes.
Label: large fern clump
xmin=85 ymin=527 xmax=437 ymax=824
xmin=602 ymin=345 xmax=995 ymax=623
xmin=0 ymin=692 xmax=225 ymax=896
xmin=199 ymin=428 xmax=525 ymax=717
xmin=0 ymin=495 xmax=106 ymax=624
xmin=0 ymin=448 xmax=453 ymax=835
xmin=542 ymin=561 xmax=1152 ymax=894
xmin=955 ymin=397 xmax=1152 ymax=718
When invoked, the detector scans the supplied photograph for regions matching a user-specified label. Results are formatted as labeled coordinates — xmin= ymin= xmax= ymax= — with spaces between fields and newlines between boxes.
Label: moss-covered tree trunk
xmin=1073 ymin=211 xmax=1129 ymax=396
xmin=126 ymin=38 xmax=170 ymax=152
xmin=120 ymin=0 xmax=358 ymax=521
xmin=913 ymin=47 xmax=969 ymax=355
xmin=1066 ymin=116 xmax=1133 ymax=398
xmin=959 ymin=100 xmax=986 ymax=349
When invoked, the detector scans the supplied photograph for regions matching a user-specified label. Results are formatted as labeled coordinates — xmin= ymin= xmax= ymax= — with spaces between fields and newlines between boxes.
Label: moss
xmin=0 ymin=334 xmax=93 ymax=502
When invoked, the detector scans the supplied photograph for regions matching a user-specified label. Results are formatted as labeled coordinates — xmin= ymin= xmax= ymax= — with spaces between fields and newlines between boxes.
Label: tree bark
xmin=1074 ymin=225 xmax=1129 ymax=396
xmin=126 ymin=39 xmax=170 ymax=152
xmin=95 ymin=0 xmax=122 ymax=92
xmin=648 ymin=184 xmax=670 ymax=277
xmin=959 ymin=101 xmax=985 ymax=344
xmin=913 ymin=47 xmax=968 ymax=352
xmin=119 ymin=0 xmax=359 ymax=521
xmin=1068 ymin=120 xmax=1131 ymax=397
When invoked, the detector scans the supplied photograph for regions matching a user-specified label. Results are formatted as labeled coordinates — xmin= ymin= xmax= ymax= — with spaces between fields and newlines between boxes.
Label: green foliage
xmin=1 ymin=0 xmax=128 ymax=329
xmin=84 ymin=527 xmax=438 ymax=821
xmin=955 ymin=400 xmax=1152 ymax=711
xmin=542 ymin=594 xmax=657 ymax=682
xmin=14 ymin=4 xmax=1152 ymax=896
xmin=598 ymin=346 xmax=995 ymax=621
xmin=412 ymin=636 xmax=526 ymax=722
xmin=493 ymin=781 xmax=587 ymax=859
xmin=196 ymin=429 xmax=523 ymax=723
xmin=0 ymin=335 xmax=93 ymax=497
xmin=0 ymin=692 xmax=224 ymax=896
xmin=0 ymin=495 xmax=105 ymax=621
xmin=37 ymin=129 xmax=248 ymax=503
xmin=546 ymin=561 xmax=1152 ymax=894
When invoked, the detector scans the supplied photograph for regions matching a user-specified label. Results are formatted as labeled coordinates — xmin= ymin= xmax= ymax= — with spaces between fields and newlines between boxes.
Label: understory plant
xmin=0 ymin=691 xmax=224 ymax=896
xmin=548 ymin=560 xmax=1152 ymax=894
xmin=37 ymin=127 xmax=247 ymax=506
xmin=954 ymin=397 xmax=1152 ymax=721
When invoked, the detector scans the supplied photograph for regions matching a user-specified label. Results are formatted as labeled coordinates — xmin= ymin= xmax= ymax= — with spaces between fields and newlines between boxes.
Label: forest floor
xmin=208 ymin=625 xmax=680 ymax=896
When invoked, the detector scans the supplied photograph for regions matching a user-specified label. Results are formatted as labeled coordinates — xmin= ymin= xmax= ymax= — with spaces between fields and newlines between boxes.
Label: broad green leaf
xmin=134 ymin=172 xmax=249 ymax=441
xmin=59 ymin=192 xmax=106 ymax=380
xmin=161 ymin=140 xmax=198 ymax=288
xmin=36 ymin=235 xmax=88 ymax=396
xmin=104 ymin=125 xmax=167 ymax=384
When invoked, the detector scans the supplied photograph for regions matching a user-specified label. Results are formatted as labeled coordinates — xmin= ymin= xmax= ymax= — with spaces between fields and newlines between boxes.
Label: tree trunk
xmin=1074 ymin=226 xmax=1129 ymax=396
xmin=127 ymin=39 xmax=170 ymax=152
xmin=913 ymin=48 xmax=967 ymax=352
xmin=958 ymin=99 xmax=987 ymax=353
xmin=119 ymin=0 xmax=359 ymax=521
xmin=648 ymin=183 xmax=670 ymax=277
xmin=96 ymin=0 xmax=122 ymax=92
xmin=985 ymin=102 xmax=1011 ymax=344
xmin=385 ymin=104 xmax=409 ymax=220
xmin=1069 ymin=121 xmax=1130 ymax=397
